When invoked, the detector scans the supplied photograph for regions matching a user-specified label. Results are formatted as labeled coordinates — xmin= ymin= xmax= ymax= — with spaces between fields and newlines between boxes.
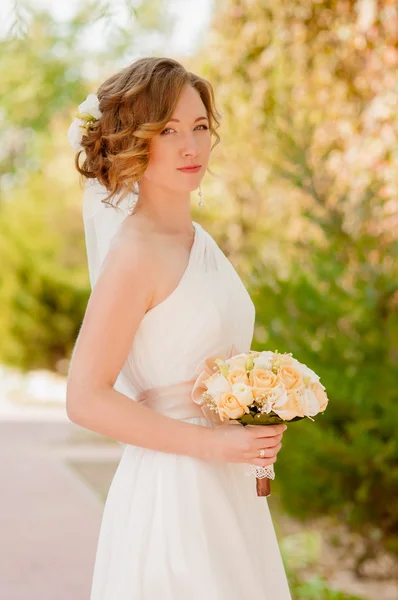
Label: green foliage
xmin=248 ymin=168 xmax=398 ymax=555
xmin=251 ymin=242 xmax=398 ymax=557
xmin=0 ymin=171 xmax=89 ymax=370
xmin=290 ymin=575 xmax=363 ymax=600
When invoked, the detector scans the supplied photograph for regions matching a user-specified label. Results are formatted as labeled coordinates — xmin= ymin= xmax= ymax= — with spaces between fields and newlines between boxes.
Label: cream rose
xmin=216 ymin=392 xmax=249 ymax=421
xmin=227 ymin=366 xmax=249 ymax=386
xmin=249 ymin=367 xmax=280 ymax=389
xmin=279 ymin=353 xmax=294 ymax=364
xmin=249 ymin=368 xmax=281 ymax=400
xmin=289 ymin=358 xmax=320 ymax=383
xmin=311 ymin=381 xmax=329 ymax=412
xmin=279 ymin=365 xmax=305 ymax=393
xmin=273 ymin=390 xmax=306 ymax=420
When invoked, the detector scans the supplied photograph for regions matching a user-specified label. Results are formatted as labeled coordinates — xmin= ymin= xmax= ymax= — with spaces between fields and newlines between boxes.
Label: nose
xmin=181 ymin=132 xmax=200 ymax=157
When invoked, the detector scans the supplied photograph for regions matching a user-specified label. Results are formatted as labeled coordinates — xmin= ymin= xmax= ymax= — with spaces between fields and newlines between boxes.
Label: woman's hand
xmin=205 ymin=422 xmax=287 ymax=467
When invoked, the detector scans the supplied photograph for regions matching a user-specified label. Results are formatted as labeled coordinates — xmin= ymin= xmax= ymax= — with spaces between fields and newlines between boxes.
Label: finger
xmin=251 ymin=424 xmax=287 ymax=438
xmin=253 ymin=433 xmax=283 ymax=449
xmin=250 ymin=442 xmax=282 ymax=460
xmin=253 ymin=437 xmax=282 ymax=452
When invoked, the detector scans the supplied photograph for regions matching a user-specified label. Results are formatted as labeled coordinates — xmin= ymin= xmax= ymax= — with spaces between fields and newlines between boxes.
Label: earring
xmin=127 ymin=195 xmax=138 ymax=215
xmin=198 ymin=184 xmax=204 ymax=208
xmin=127 ymin=181 xmax=139 ymax=215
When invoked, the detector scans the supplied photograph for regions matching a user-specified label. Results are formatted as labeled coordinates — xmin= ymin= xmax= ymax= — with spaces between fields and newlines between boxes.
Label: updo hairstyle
xmin=75 ymin=56 xmax=221 ymax=208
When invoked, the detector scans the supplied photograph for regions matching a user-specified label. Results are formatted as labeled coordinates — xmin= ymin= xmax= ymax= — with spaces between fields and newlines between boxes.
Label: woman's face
xmin=143 ymin=84 xmax=212 ymax=193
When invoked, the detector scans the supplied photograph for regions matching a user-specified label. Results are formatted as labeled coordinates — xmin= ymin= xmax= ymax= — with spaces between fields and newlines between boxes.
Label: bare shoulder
xmin=99 ymin=216 xmax=160 ymax=284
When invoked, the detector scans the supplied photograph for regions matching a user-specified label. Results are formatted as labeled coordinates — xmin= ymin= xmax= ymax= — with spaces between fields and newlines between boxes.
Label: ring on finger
xmin=259 ymin=448 xmax=266 ymax=458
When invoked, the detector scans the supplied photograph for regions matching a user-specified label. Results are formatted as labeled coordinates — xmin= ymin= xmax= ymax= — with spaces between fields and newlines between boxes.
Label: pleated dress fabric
xmin=88 ymin=218 xmax=292 ymax=600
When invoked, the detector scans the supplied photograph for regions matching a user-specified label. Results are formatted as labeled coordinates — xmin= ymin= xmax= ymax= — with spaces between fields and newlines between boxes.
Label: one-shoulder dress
xmin=86 ymin=212 xmax=292 ymax=599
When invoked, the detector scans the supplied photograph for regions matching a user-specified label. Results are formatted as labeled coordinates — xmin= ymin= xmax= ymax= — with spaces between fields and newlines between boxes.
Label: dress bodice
xmin=114 ymin=222 xmax=256 ymax=400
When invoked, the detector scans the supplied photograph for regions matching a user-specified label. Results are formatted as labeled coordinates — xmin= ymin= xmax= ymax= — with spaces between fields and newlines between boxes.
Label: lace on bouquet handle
xmin=245 ymin=464 xmax=275 ymax=480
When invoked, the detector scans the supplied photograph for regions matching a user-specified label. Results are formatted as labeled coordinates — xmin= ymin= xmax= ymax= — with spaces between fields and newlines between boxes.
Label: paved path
xmin=0 ymin=416 xmax=123 ymax=600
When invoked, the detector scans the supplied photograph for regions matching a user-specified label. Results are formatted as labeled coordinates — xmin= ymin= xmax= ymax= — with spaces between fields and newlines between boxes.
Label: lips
xmin=177 ymin=165 xmax=201 ymax=173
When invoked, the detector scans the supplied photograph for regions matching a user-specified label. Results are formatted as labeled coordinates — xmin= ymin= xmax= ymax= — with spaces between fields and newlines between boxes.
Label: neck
xmin=133 ymin=177 xmax=195 ymax=234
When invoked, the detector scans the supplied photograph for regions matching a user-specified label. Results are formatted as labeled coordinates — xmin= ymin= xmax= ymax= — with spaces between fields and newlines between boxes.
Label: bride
xmin=66 ymin=56 xmax=292 ymax=600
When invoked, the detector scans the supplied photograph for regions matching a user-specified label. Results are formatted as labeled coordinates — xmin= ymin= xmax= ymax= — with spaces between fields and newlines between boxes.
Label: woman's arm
xmin=66 ymin=228 xmax=214 ymax=460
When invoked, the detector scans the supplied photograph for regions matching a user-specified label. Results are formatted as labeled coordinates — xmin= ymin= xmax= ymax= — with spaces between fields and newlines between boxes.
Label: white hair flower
xmin=67 ymin=93 xmax=102 ymax=152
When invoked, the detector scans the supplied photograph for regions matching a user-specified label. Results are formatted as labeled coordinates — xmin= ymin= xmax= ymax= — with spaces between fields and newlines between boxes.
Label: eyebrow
xmin=168 ymin=116 xmax=209 ymax=123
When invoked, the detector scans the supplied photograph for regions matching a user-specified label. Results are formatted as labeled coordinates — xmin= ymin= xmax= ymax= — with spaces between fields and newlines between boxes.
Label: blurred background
xmin=1 ymin=1 xmax=397 ymax=599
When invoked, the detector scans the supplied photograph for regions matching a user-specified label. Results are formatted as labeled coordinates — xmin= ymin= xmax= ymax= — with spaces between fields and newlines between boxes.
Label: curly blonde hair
xmin=74 ymin=57 xmax=222 ymax=208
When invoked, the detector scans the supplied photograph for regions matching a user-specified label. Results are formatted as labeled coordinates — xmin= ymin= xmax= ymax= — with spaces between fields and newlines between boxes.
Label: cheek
xmin=201 ymin=134 xmax=212 ymax=152
xmin=148 ymin=141 xmax=165 ymax=161
xmin=145 ymin=144 xmax=174 ymax=173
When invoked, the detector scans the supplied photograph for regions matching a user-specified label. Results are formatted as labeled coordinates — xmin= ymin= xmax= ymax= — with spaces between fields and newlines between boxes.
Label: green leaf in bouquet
xmin=238 ymin=412 xmax=305 ymax=426
xmin=245 ymin=353 xmax=255 ymax=372
xmin=214 ymin=359 xmax=229 ymax=378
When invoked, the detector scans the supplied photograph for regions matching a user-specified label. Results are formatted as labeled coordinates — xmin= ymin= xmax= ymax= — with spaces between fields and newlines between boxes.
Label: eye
xmin=160 ymin=124 xmax=209 ymax=135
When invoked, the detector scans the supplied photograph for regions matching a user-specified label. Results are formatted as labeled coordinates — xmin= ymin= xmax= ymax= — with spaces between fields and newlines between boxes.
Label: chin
xmin=178 ymin=181 xmax=202 ymax=192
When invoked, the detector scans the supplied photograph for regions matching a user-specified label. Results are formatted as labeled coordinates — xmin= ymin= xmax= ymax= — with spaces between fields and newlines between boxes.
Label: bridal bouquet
xmin=192 ymin=347 xmax=329 ymax=497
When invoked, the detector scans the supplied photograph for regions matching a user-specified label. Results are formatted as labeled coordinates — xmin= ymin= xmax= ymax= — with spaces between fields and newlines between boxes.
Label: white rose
xmin=310 ymin=382 xmax=328 ymax=412
xmin=204 ymin=373 xmax=231 ymax=397
xmin=67 ymin=94 xmax=101 ymax=152
xmin=78 ymin=93 xmax=102 ymax=119
xmin=229 ymin=357 xmax=247 ymax=369
xmin=253 ymin=351 xmax=274 ymax=370
xmin=67 ymin=118 xmax=85 ymax=152
xmin=301 ymin=387 xmax=321 ymax=417
xmin=225 ymin=354 xmax=247 ymax=368
xmin=270 ymin=386 xmax=288 ymax=409
xmin=231 ymin=382 xmax=254 ymax=408
xmin=273 ymin=392 xmax=301 ymax=420
xmin=259 ymin=385 xmax=287 ymax=414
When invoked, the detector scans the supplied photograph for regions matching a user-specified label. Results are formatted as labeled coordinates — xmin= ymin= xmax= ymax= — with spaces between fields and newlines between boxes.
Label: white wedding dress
xmin=83 ymin=180 xmax=292 ymax=600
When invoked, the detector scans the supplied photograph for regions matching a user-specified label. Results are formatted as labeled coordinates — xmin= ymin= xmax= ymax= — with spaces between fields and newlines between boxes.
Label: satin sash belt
xmin=136 ymin=377 xmax=205 ymax=420
xmin=135 ymin=344 xmax=242 ymax=421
